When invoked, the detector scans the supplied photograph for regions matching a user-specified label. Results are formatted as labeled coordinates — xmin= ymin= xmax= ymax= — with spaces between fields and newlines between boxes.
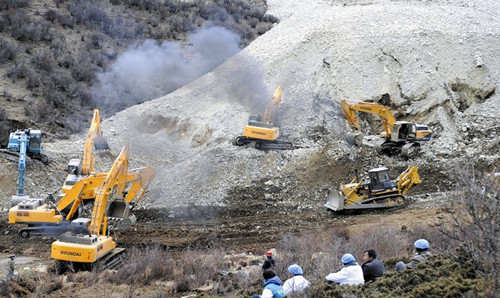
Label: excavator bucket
xmin=324 ymin=189 xmax=345 ymax=211
xmin=94 ymin=135 xmax=109 ymax=151
xmin=107 ymin=200 xmax=136 ymax=229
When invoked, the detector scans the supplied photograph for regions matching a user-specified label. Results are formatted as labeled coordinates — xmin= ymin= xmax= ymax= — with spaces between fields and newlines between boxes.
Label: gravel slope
xmin=2 ymin=0 xmax=498 ymax=211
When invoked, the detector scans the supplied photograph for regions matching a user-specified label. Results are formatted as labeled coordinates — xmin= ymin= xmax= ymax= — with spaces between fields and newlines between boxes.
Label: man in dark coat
xmin=262 ymin=251 xmax=276 ymax=270
xmin=361 ymin=249 xmax=386 ymax=282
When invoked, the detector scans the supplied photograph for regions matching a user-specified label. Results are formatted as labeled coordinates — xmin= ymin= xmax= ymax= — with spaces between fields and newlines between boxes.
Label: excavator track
xmin=55 ymin=248 xmax=126 ymax=274
xmin=0 ymin=150 xmax=33 ymax=164
xmin=233 ymin=136 xmax=293 ymax=150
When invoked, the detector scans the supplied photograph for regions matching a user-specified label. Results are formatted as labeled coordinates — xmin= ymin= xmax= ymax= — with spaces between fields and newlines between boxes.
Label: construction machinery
xmin=62 ymin=109 xmax=109 ymax=195
xmin=1 ymin=129 xmax=49 ymax=164
xmin=11 ymin=132 xmax=29 ymax=205
xmin=52 ymin=145 xmax=151 ymax=271
xmin=233 ymin=86 xmax=293 ymax=150
xmin=324 ymin=166 xmax=421 ymax=211
xmin=341 ymin=100 xmax=432 ymax=156
xmin=9 ymin=160 xmax=155 ymax=238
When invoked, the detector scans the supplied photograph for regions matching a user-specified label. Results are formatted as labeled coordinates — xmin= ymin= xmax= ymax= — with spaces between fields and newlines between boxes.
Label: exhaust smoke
xmin=93 ymin=26 xmax=241 ymax=113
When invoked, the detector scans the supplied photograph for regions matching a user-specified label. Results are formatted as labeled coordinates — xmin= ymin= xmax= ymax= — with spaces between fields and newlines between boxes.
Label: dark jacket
xmin=362 ymin=258 xmax=386 ymax=282
xmin=262 ymin=257 xmax=276 ymax=270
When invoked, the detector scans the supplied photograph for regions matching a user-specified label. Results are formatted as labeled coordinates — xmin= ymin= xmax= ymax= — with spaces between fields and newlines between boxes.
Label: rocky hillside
xmin=102 ymin=0 xmax=499 ymax=210
xmin=1 ymin=0 xmax=498 ymax=212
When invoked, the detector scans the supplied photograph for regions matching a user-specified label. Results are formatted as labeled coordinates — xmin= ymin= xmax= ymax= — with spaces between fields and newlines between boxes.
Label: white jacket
xmin=283 ymin=275 xmax=310 ymax=296
xmin=325 ymin=263 xmax=365 ymax=286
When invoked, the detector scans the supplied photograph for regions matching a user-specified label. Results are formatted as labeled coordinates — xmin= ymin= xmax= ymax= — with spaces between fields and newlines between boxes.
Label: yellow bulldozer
xmin=325 ymin=166 xmax=421 ymax=211
xmin=233 ymin=86 xmax=293 ymax=150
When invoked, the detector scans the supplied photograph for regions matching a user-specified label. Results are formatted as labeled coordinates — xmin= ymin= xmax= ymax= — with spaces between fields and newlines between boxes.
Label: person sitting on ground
xmin=252 ymin=269 xmax=285 ymax=298
xmin=396 ymin=239 xmax=431 ymax=272
xmin=283 ymin=264 xmax=310 ymax=296
xmin=361 ymin=249 xmax=386 ymax=282
xmin=325 ymin=253 xmax=364 ymax=286
xmin=262 ymin=250 xmax=276 ymax=270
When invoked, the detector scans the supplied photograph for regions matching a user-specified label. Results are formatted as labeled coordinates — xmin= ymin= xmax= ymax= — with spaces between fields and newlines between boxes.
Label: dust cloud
xmin=93 ymin=26 xmax=241 ymax=113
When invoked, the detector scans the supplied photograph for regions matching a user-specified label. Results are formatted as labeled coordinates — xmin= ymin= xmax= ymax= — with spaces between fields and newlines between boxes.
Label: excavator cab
xmin=391 ymin=122 xmax=417 ymax=142
xmin=368 ymin=168 xmax=397 ymax=192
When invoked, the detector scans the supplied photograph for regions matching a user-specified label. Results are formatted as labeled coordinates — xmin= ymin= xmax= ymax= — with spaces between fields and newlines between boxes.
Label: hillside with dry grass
xmin=0 ymin=0 xmax=275 ymax=144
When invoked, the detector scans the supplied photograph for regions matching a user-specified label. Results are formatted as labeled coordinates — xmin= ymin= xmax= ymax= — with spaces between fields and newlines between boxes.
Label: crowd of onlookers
xmin=253 ymin=238 xmax=431 ymax=298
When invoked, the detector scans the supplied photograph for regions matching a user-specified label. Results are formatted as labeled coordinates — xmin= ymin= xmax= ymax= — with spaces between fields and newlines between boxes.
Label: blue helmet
xmin=414 ymin=239 xmax=429 ymax=249
xmin=341 ymin=253 xmax=356 ymax=264
xmin=288 ymin=264 xmax=303 ymax=275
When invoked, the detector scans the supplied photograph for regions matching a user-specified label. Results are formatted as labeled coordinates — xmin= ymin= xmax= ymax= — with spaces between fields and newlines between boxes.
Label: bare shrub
xmin=71 ymin=61 xmax=95 ymax=82
xmin=57 ymin=13 xmax=75 ymax=29
xmin=0 ymin=0 xmax=29 ymax=11
xmin=59 ymin=54 xmax=75 ymax=69
xmin=31 ymin=50 xmax=55 ymax=72
xmin=0 ymin=280 xmax=7 ymax=297
xmin=67 ymin=0 xmax=112 ymax=29
xmin=51 ymin=71 xmax=72 ymax=92
xmin=50 ymin=34 xmax=67 ymax=58
xmin=33 ymin=274 xmax=63 ymax=295
xmin=42 ymin=81 xmax=66 ymax=108
xmin=108 ymin=246 xmax=173 ymax=286
xmin=440 ymin=166 xmax=500 ymax=295
xmin=44 ymin=9 xmax=59 ymax=23
xmin=26 ymin=70 xmax=41 ymax=90
xmin=25 ymin=98 xmax=54 ymax=122
xmin=0 ymin=38 xmax=17 ymax=64
xmin=0 ymin=108 xmax=9 ymax=145
xmin=7 ymin=62 xmax=29 ymax=81
xmin=69 ymin=82 xmax=92 ymax=105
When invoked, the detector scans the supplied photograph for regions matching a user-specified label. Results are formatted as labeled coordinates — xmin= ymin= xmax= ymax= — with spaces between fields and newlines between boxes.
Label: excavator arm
xmin=89 ymin=146 xmax=129 ymax=236
xmin=340 ymin=99 xmax=396 ymax=137
xmin=262 ymin=86 xmax=282 ymax=125
xmin=82 ymin=109 xmax=109 ymax=175
xmin=124 ymin=167 xmax=156 ymax=204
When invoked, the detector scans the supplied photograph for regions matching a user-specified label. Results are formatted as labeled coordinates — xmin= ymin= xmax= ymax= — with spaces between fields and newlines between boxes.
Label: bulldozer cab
xmin=391 ymin=122 xmax=417 ymax=142
xmin=368 ymin=167 xmax=396 ymax=192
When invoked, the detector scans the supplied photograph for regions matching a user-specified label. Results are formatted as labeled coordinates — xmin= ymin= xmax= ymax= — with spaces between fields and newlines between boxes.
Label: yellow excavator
xmin=52 ymin=145 xmax=150 ymax=271
xmin=325 ymin=166 xmax=421 ymax=211
xmin=62 ymin=109 xmax=109 ymax=195
xmin=233 ymin=86 xmax=293 ymax=150
xmin=341 ymin=100 xmax=432 ymax=156
xmin=9 ymin=165 xmax=155 ymax=238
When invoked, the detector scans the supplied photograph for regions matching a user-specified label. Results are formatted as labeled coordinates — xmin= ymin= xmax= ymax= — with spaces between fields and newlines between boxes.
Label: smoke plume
xmin=93 ymin=26 xmax=241 ymax=112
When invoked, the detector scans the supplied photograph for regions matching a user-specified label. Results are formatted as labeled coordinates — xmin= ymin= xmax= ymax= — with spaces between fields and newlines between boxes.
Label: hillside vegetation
xmin=0 ymin=0 xmax=275 ymax=144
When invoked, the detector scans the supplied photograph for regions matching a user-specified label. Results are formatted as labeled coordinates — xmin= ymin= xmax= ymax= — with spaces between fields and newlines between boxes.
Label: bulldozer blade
xmin=94 ymin=136 xmax=109 ymax=150
xmin=324 ymin=189 xmax=345 ymax=211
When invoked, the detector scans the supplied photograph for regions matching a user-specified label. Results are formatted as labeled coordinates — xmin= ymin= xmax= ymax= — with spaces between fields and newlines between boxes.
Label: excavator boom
xmin=262 ymin=86 xmax=282 ymax=124
xmin=89 ymin=146 xmax=129 ymax=236
xmin=82 ymin=109 xmax=109 ymax=175
xmin=340 ymin=99 xmax=432 ymax=156
xmin=52 ymin=145 xmax=154 ymax=269
xmin=341 ymin=99 xmax=396 ymax=136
